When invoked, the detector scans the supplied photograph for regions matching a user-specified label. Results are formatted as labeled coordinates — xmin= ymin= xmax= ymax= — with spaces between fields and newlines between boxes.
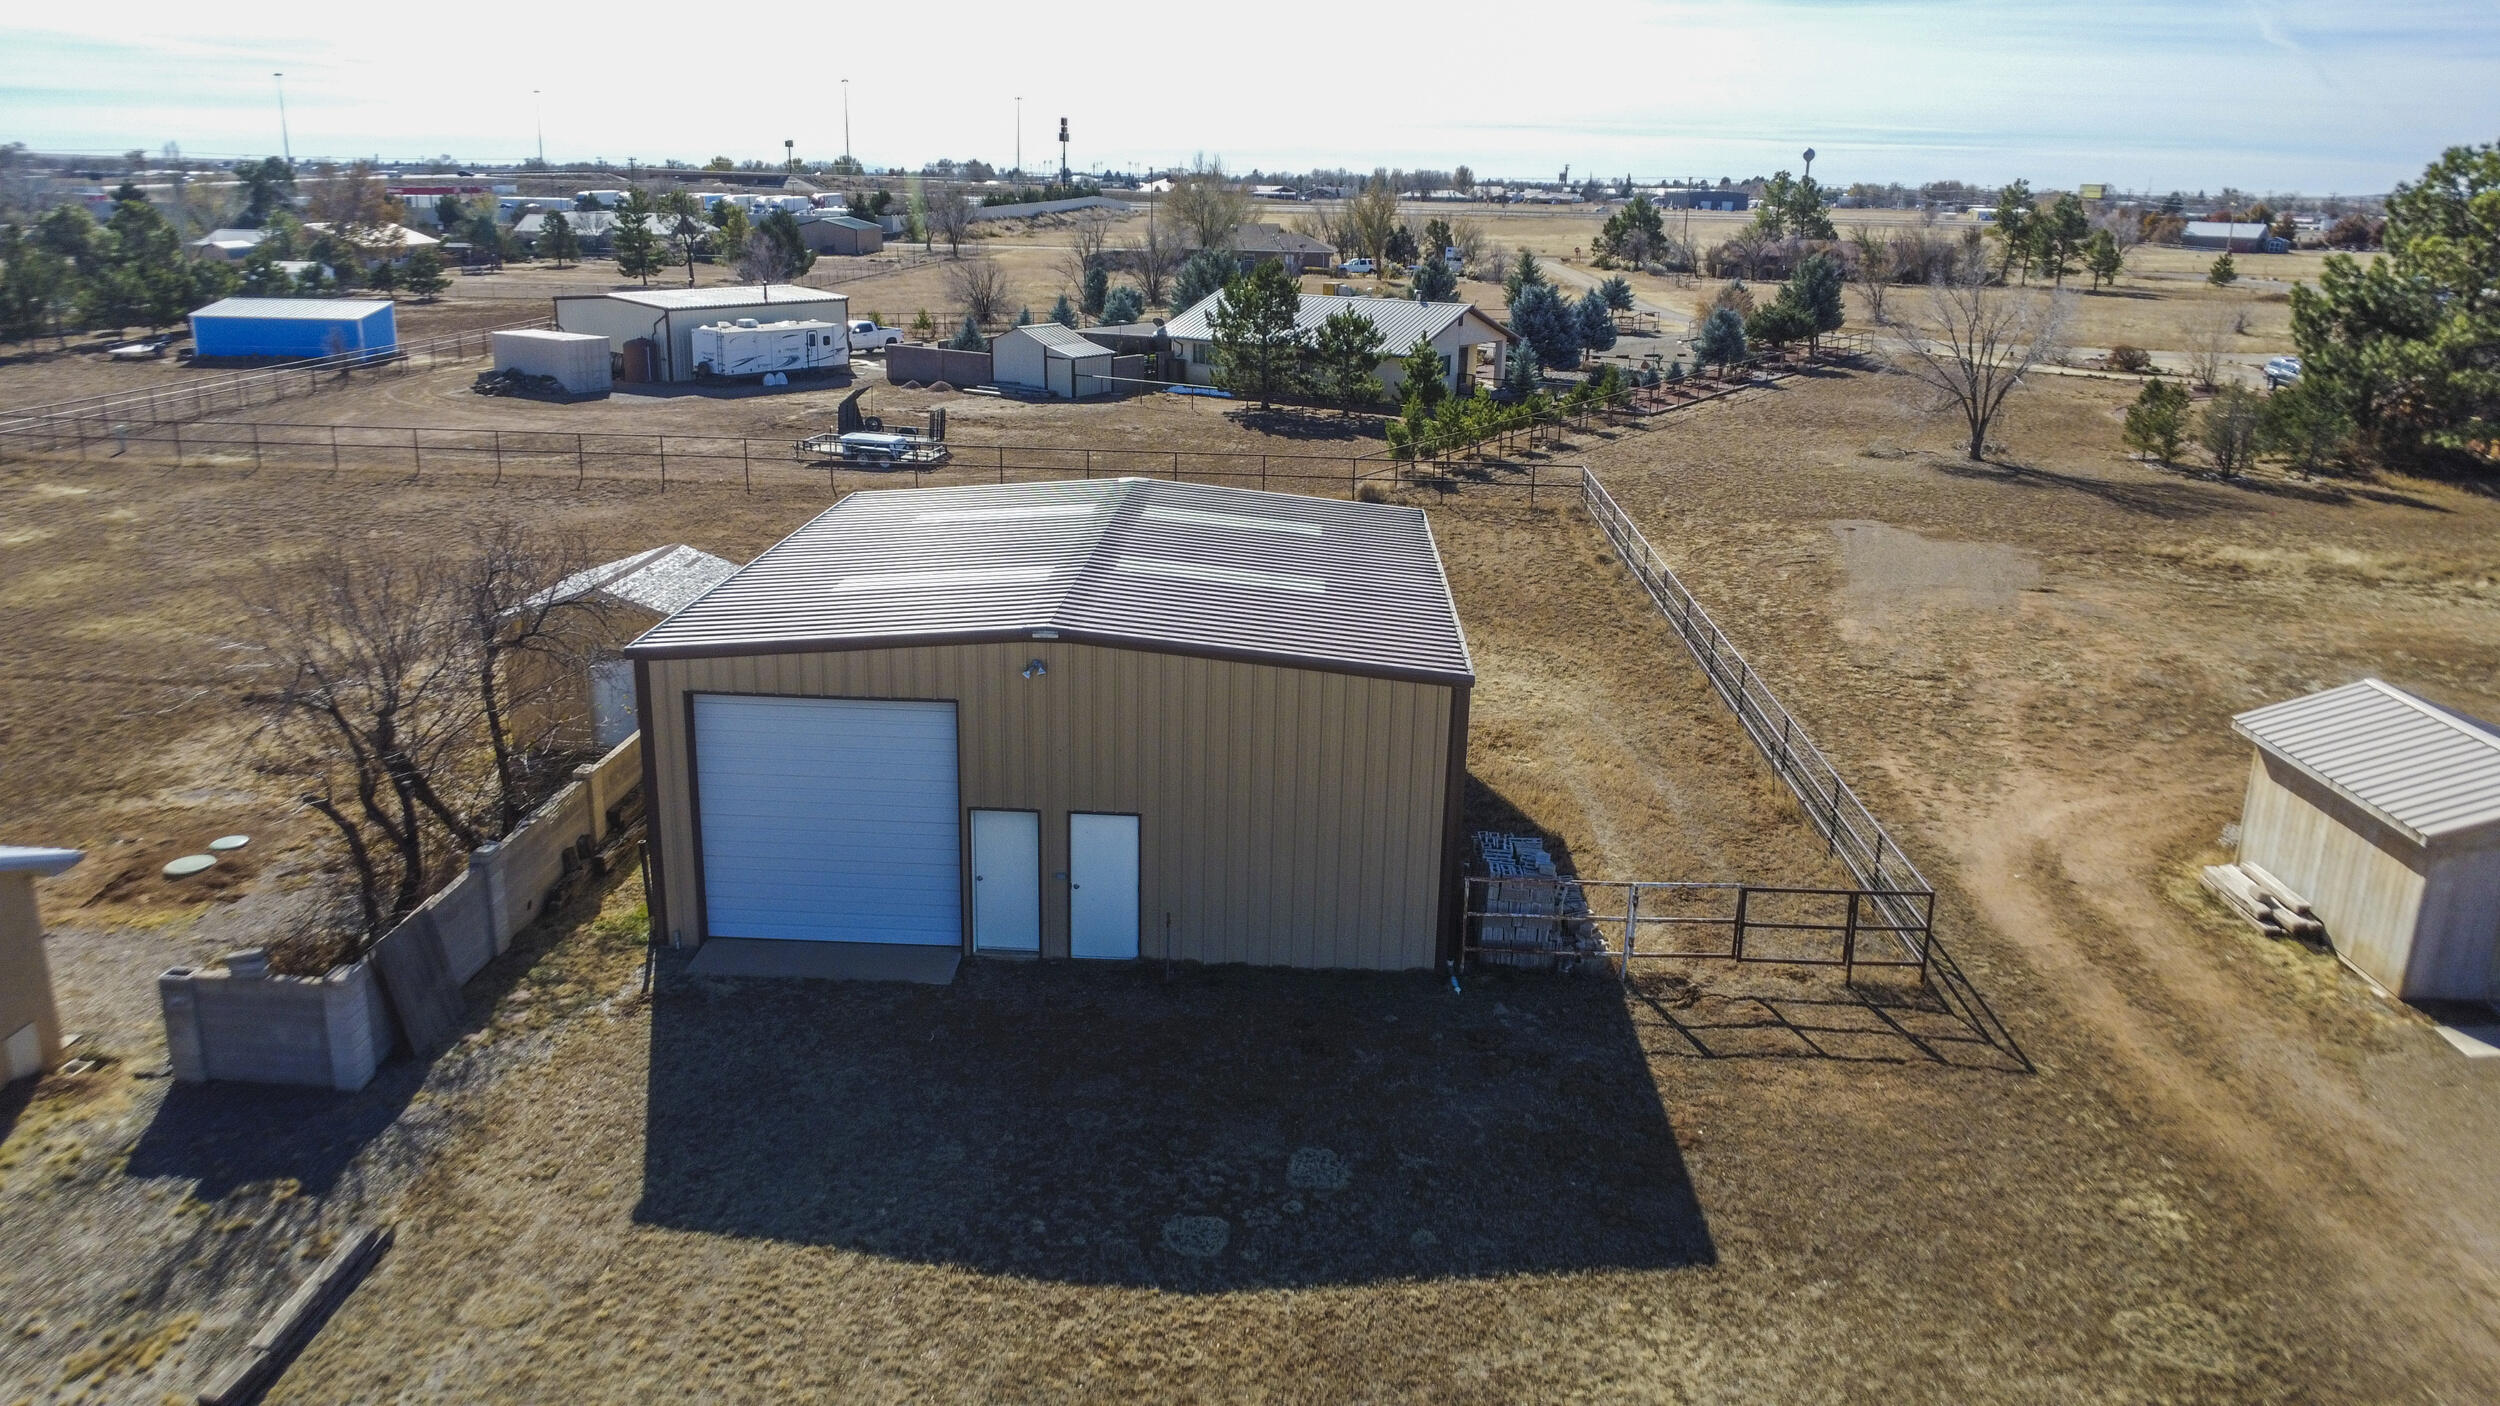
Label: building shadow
xmin=634 ymin=956 xmax=1713 ymax=1290
xmin=122 ymin=865 xmax=623 ymax=1199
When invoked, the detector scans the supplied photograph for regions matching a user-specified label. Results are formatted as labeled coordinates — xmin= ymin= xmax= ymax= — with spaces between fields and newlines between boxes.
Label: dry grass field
xmin=7 ymin=282 xmax=2497 ymax=1400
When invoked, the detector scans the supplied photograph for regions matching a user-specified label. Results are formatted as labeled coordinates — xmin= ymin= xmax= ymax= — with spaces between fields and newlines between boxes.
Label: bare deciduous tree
xmin=1167 ymin=156 xmax=1250 ymax=252
xmin=1060 ymin=210 xmax=1115 ymax=296
xmin=1349 ymin=170 xmax=1402 ymax=271
xmin=927 ymin=184 xmax=973 ymax=256
xmin=2185 ymin=307 xmax=2237 ymax=391
xmin=1446 ymin=217 xmax=1488 ymax=277
xmin=1847 ymin=225 xmax=1895 ymax=324
xmin=459 ymin=525 xmax=612 ymax=836
xmin=735 ymin=229 xmax=799 ymax=285
xmin=948 ymin=255 xmax=1012 ymax=326
xmin=1891 ymin=261 xmax=2071 ymax=461
xmin=1122 ymin=214 xmax=1181 ymax=307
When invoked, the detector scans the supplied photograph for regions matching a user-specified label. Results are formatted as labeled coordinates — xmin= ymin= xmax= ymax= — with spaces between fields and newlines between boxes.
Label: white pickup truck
xmin=849 ymin=319 xmax=905 ymax=352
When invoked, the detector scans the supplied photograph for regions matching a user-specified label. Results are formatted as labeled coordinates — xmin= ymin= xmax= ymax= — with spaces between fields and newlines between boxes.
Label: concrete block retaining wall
xmin=159 ymin=734 xmax=643 ymax=1091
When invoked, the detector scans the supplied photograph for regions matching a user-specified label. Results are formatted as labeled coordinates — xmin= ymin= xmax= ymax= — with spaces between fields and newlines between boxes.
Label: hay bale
xmin=928 ymin=381 xmax=955 ymax=394
xmin=898 ymin=380 xmax=924 ymax=391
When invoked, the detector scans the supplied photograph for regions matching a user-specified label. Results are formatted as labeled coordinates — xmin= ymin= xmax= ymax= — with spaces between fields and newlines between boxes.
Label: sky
xmin=3 ymin=0 xmax=2496 ymax=195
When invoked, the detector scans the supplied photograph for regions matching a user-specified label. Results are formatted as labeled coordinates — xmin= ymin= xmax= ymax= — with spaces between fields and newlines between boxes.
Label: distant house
xmin=302 ymin=222 xmax=441 ymax=264
xmin=793 ymin=212 xmax=884 ymax=256
xmin=1161 ymin=293 xmax=1512 ymax=398
xmin=1225 ymin=223 xmax=1336 ymax=273
xmin=991 ymin=322 xmax=1118 ymax=398
xmin=2181 ymin=222 xmax=2286 ymax=253
xmin=188 ymin=227 xmax=270 ymax=262
xmin=1653 ymin=187 xmax=1750 ymax=212
xmin=512 ymin=210 xmax=659 ymax=255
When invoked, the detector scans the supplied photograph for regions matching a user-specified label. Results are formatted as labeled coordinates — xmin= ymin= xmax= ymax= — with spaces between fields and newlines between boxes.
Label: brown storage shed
xmin=627 ymin=478 xmax=1474 ymax=977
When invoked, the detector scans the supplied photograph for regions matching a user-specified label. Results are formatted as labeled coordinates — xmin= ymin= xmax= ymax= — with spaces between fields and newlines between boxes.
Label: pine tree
xmin=1398 ymin=339 xmax=1449 ymax=411
xmin=1309 ymin=306 xmax=1390 ymax=407
xmin=1049 ymin=294 xmax=1077 ymax=327
xmin=2084 ymin=229 xmax=2124 ymax=290
xmin=2122 ymin=378 xmax=2192 ymax=462
xmin=2207 ymin=252 xmax=2238 ymax=287
xmin=1782 ymin=252 xmax=1847 ymax=350
xmin=1101 ymin=284 xmax=1144 ymax=325
xmin=946 ymin=314 xmax=985 ymax=351
xmin=1508 ymin=281 xmax=1580 ymax=369
xmin=1576 ymin=289 xmax=1617 ymax=355
xmin=538 ymin=210 xmax=581 ymax=268
xmin=403 ymin=247 xmax=448 ymax=300
xmin=1014 ymin=306 xmax=1033 ymax=326
xmin=1502 ymin=339 xmax=1541 ymax=396
xmin=612 ymin=191 xmax=668 ymax=285
xmin=1169 ymin=247 xmax=1233 ymax=313
xmin=1597 ymin=276 xmax=1635 ymax=311
xmin=1410 ymin=252 xmax=1458 ymax=303
xmin=1081 ymin=262 xmax=1110 ymax=318
xmin=1695 ymin=306 xmax=1748 ymax=373
xmin=1503 ymin=248 xmax=1544 ymax=305
xmin=1206 ymin=258 xmax=1307 ymax=407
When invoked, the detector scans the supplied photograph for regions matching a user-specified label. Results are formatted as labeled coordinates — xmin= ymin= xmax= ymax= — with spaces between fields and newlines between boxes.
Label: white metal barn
xmin=492 ymin=329 xmax=613 ymax=395
xmin=990 ymin=323 xmax=1115 ymax=397
xmin=552 ymin=285 xmax=848 ymax=383
xmin=2232 ymin=678 xmax=2500 ymax=1000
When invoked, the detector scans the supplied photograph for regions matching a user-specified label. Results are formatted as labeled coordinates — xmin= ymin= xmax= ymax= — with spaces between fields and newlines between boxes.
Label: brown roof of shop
xmin=625 ymin=478 xmax=1474 ymax=683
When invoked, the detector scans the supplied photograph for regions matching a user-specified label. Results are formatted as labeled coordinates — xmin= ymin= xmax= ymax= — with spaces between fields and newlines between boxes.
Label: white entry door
xmin=692 ymin=694 xmax=961 ymax=945
xmin=970 ymin=810 xmax=1041 ymax=953
xmin=1069 ymin=813 xmax=1140 ymax=960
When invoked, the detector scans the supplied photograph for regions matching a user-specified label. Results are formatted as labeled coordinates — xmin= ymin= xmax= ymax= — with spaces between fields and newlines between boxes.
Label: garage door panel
xmin=693 ymin=695 xmax=962 ymax=946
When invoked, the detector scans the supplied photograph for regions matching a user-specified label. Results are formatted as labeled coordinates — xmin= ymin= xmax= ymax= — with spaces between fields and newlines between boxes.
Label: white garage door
xmin=693 ymin=694 xmax=961 ymax=945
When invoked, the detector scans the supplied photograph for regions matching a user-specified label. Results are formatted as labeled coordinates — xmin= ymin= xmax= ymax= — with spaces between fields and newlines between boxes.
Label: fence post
xmin=1622 ymin=884 xmax=1638 ymax=983
xmin=172 ymin=423 xmax=182 ymax=467
xmin=1843 ymin=892 xmax=1859 ymax=985
xmin=493 ymin=430 xmax=504 ymax=484
xmin=328 ymin=425 xmax=339 ymax=475
xmin=577 ymin=434 xmax=586 ymax=486
xmin=659 ymin=437 xmax=668 ymax=492
xmin=1732 ymin=886 xmax=1749 ymax=961
xmin=742 ymin=436 xmax=751 ymax=493
xmin=411 ymin=427 xmax=421 ymax=478
xmin=250 ymin=423 xmax=261 ymax=472
xmin=1826 ymin=774 xmax=1845 ymax=856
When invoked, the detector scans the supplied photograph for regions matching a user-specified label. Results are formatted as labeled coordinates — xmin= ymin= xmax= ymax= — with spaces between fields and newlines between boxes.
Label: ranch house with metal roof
xmin=1161 ymin=293 xmax=1512 ymax=399
xmin=2232 ymin=678 xmax=2500 ymax=1000
xmin=627 ymin=478 xmax=1474 ymax=980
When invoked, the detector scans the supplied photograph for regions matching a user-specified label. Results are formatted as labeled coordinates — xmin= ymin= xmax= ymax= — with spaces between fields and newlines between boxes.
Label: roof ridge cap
xmin=2362 ymin=677 xmax=2500 ymax=753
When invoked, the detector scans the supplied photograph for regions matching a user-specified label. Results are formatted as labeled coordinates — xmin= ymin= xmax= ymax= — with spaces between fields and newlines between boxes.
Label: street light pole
xmin=1015 ymin=96 xmax=1022 ymax=181
xmin=273 ymin=73 xmax=292 ymax=166
xmin=534 ymin=90 xmax=545 ymax=167
xmin=841 ymin=79 xmax=851 ymax=169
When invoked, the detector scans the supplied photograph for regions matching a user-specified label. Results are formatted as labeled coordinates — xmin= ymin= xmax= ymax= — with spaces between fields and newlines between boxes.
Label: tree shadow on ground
xmin=1931 ymin=455 xmax=2236 ymax=519
xmin=1225 ymin=407 xmax=1381 ymax=442
xmin=636 ymin=956 xmax=1712 ymax=1290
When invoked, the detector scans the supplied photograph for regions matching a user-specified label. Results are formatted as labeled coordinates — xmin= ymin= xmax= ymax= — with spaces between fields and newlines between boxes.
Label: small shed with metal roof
xmin=626 ymin=477 xmax=1474 ymax=978
xmin=793 ymin=212 xmax=885 ymax=256
xmin=990 ymin=322 xmax=1116 ymax=397
xmin=2231 ymin=678 xmax=2500 ymax=999
xmin=552 ymin=284 xmax=848 ymax=383
xmin=1162 ymin=293 xmax=1510 ymax=398
xmin=189 ymin=297 xmax=398 ymax=360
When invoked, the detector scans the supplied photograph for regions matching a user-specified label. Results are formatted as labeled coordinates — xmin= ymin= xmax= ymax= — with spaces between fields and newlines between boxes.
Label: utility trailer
xmin=690 ymin=318 xmax=850 ymax=382
xmin=795 ymin=430 xmax=951 ymax=466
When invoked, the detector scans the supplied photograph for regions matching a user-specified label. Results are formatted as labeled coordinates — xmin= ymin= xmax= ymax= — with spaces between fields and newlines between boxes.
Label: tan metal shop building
xmin=627 ymin=478 xmax=1474 ymax=976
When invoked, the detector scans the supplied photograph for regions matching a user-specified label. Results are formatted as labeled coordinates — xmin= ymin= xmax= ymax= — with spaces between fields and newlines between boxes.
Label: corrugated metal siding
xmin=2233 ymin=679 xmax=2500 ymax=842
xmin=644 ymin=640 xmax=1454 ymax=970
xmin=628 ymin=479 xmax=1473 ymax=683
xmin=2239 ymin=753 xmax=2430 ymax=993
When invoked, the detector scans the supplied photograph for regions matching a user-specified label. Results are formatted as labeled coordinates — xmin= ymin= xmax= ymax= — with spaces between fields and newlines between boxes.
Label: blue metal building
xmin=188 ymin=297 xmax=399 ymax=360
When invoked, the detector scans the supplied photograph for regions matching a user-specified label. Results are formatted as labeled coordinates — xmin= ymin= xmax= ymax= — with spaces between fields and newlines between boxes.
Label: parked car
xmin=849 ymin=319 xmax=905 ymax=352
xmin=104 ymin=336 xmax=174 ymax=361
xmin=2264 ymin=355 xmax=2303 ymax=389
xmin=1339 ymin=258 xmax=1375 ymax=276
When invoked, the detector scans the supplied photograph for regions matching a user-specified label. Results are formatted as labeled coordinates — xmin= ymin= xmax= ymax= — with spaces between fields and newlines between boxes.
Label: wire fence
xmin=0 ymin=413 xmax=1582 ymax=503
xmin=0 ymin=317 xmax=553 ymax=441
xmin=1577 ymin=463 xmax=2027 ymax=1067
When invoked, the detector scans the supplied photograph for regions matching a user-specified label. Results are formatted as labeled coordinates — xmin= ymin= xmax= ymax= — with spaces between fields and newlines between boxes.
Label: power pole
xmin=273 ymin=73 xmax=292 ymax=166
xmin=1015 ymin=96 xmax=1022 ymax=181
xmin=1057 ymin=117 xmax=1069 ymax=187
xmin=534 ymin=90 xmax=545 ymax=167
xmin=841 ymin=79 xmax=851 ymax=170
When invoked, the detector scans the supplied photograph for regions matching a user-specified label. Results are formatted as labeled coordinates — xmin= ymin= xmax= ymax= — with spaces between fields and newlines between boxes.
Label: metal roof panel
xmin=2232 ymin=678 xmax=2500 ymax=842
xmin=627 ymin=479 xmax=1473 ymax=682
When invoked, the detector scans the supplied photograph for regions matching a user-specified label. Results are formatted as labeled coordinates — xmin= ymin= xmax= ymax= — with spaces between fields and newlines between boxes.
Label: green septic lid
xmin=208 ymin=834 xmax=251 ymax=852
xmin=163 ymin=854 xmax=217 ymax=878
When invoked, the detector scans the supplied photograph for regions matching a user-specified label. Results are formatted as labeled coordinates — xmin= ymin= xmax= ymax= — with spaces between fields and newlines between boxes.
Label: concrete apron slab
xmin=686 ymin=938 xmax=961 ymax=985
